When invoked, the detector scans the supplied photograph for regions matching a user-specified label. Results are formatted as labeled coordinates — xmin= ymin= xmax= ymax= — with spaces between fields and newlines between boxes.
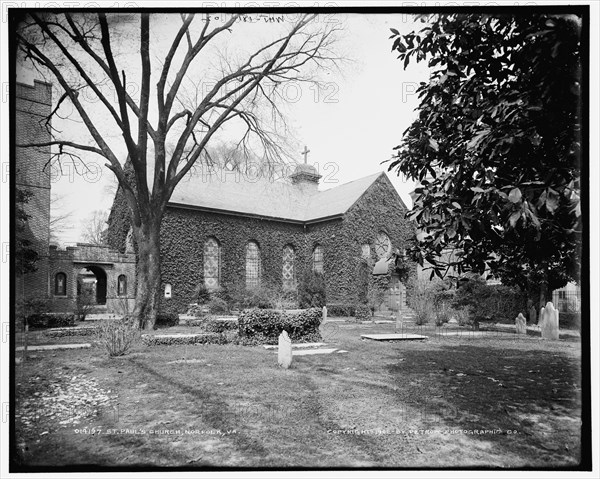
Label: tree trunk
xmin=133 ymin=219 xmax=162 ymax=330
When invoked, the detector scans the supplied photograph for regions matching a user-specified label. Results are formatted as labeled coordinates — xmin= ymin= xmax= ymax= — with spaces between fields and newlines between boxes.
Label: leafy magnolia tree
xmin=388 ymin=13 xmax=582 ymax=308
xmin=15 ymin=12 xmax=339 ymax=328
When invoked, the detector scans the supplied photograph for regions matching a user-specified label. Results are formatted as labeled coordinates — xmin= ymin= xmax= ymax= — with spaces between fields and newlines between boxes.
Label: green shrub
xmin=27 ymin=313 xmax=75 ymax=329
xmin=208 ymin=297 xmax=229 ymax=314
xmin=95 ymin=317 xmax=140 ymax=357
xmin=560 ymin=312 xmax=580 ymax=330
xmin=298 ymin=271 xmax=326 ymax=309
xmin=194 ymin=283 xmax=212 ymax=304
xmin=154 ymin=312 xmax=180 ymax=329
xmin=354 ymin=304 xmax=372 ymax=321
xmin=75 ymin=290 xmax=95 ymax=321
xmin=238 ymin=308 xmax=322 ymax=345
xmin=452 ymin=277 xmax=526 ymax=324
xmin=185 ymin=317 xmax=238 ymax=333
xmin=187 ymin=304 xmax=211 ymax=317
xmin=327 ymin=304 xmax=356 ymax=317
xmin=434 ymin=303 xmax=452 ymax=326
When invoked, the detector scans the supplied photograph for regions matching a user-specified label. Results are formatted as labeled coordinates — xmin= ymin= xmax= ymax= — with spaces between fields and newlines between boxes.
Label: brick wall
xmin=15 ymin=80 xmax=52 ymax=304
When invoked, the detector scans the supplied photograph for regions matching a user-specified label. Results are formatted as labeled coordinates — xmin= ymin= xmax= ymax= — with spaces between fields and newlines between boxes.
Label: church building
xmin=107 ymin=161 xmax=415 ymax=315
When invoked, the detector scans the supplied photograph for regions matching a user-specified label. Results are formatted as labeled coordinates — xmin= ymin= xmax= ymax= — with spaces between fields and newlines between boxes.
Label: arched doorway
xmin=77 ymin=265 xmax=107 ymax=305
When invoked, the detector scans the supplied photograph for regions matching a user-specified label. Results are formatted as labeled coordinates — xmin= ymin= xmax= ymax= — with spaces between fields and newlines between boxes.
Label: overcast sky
xmin=16 ymin=12 xmax=431 ymax=246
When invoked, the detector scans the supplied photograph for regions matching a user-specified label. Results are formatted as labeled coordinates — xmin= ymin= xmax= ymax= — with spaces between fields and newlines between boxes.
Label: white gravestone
xmin=538 ymin=306 xmax=546 ymax=327
xmin=541 ymin=302 xmax=559 ymax=340
xmin=278 ymin=330 xmax=292 ymax=369
xmin=515 ymin=313 xmax=527 ymax=335
xmin=322 ymin=306 xmax=327 ymax=323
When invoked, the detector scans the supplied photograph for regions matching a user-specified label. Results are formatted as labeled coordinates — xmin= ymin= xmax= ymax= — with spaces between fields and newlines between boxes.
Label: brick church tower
xmin=15 ymin=80 xmax=52 ymax=303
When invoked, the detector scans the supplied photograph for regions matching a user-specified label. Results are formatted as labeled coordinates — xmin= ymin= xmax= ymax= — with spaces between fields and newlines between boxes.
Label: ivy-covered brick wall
xmin=158 ymin=208 xmax=308 ymax=314
xmin=324 ymin=173 xmax=416 ymax=304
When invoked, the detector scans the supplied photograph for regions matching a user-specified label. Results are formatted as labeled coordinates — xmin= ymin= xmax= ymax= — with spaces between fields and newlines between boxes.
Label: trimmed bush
xmin=27 ymin=313 xmax=75 ymax=329
xmin=154 ymin=312 xmax=180 ymax=329
xmin=327 ymin=304 xmax=356 ymax=318
xmin=141 ymin=333 xmax=227 ymax=346
xmin=354 ymin=304 xmax=372 ymax=321
xmin=238 ymin=308 xmax=322 ymax=345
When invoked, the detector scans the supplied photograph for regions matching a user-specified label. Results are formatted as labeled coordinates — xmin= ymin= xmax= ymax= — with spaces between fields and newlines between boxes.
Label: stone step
xmin=361 ymin=333 xmax=428 ymax=341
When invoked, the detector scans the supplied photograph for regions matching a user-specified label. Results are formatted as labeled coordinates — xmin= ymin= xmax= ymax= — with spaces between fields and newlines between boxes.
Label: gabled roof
xmin=168 ymin=171 xmax=386 ymax=223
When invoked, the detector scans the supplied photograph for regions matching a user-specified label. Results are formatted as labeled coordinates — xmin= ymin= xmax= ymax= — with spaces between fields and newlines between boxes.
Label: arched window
xmin=204 ymin=237 xmax=221 ymax=289
xmin=246 ymin=241 xmax=261 ymax=288
xmin=313 ymin=245 xmax=324 ymax=274
xmin=282 ymin=245 xmax=296 ymax=290
xmin=54 ymin=272 xmax=67 ymax=296
xmin=117 ymin=275 xmax=127 ymax=296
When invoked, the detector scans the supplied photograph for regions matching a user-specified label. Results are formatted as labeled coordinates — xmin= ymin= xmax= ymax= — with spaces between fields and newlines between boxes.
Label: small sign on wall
xmin=164 ymin=283 xmax=172 ymax=299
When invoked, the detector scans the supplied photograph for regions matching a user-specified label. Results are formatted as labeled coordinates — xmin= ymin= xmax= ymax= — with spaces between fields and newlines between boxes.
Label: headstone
xmin=322 ymin=306 xmax=327 ymax=323
xmin=515 ymin=313 xmax=527 ymax=335
xmin=529 ymin=305 xmax=537 ymax=325
xmin=538 ymin=306 xmax=546 ymax=327
xmin=541 ymin=302 xmax=559 ymax=340
xmin=278 ymin=330 xmax=292 ymax=369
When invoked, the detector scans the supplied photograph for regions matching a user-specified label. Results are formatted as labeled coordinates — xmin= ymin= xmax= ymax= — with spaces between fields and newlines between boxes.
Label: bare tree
xmin=81 ymin=210 xmax=109 ymax=246
xmin=15 ymin=12 xmax=341 ymax=329
xmin=49 ymin=192 xmax=74 ymax=245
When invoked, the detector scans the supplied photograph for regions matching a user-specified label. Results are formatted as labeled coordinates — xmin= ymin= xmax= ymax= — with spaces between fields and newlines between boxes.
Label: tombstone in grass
xmin=540 ymin=302 xmax=560 ymax=340
xmin=529 ymin=305 xmax=537 ymax=325
xmin=278 ymin=330 xmax=292 ymax=369
xmin=515 ymin=313 xmax=527 ymax=335
xmin=322 ymin=306 xmax=327 ymax=323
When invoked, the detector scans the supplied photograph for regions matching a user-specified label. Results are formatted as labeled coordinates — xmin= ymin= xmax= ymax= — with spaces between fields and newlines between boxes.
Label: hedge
xmin=27 ymin=314 xmax=75 ymax=329
xmin=141 ymin=333 xmax=227 ymax=346
xmin=184 ymin=317 xmax=238 ymax=333
xmin=354 ymin=305 xmax=372 ymax=321
xmin=327 ymin=304 xmax=356 ymax=318
xmin=452 ymin=278 xmax=527 ymax=324
xmin=238 ymin=308 xmax=322 ymax=345
xmin=154 ymin=312 xmax=180 ymax=329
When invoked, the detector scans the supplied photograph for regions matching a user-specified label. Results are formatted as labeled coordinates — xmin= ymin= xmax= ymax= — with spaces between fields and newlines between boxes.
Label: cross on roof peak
xmin=301 ymin=145 xmax=310 ymax=164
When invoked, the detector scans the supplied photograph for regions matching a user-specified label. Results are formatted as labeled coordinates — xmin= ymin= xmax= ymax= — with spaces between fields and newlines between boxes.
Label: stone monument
xmin=515 ymin=313 xmax=527 ymax=335
xmin=540 ymin=302 xmax=559 ymax=340
xmin=278 ymin=330 xmax=292 ymax=369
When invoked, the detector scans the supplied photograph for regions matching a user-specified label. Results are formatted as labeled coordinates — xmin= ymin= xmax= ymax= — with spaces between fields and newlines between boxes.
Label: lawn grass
xmin=13 ymin=321 xmax=582 ymax=469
